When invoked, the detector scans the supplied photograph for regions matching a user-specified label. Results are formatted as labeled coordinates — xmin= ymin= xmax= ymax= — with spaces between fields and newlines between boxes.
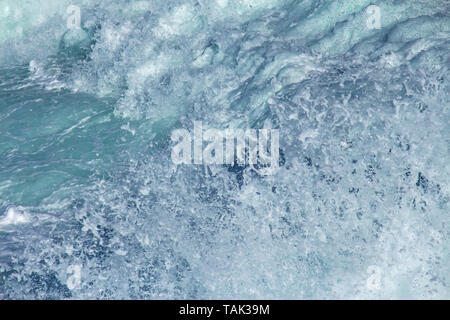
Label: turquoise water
xmin=0 ymin=0 xmax=449 ymax=299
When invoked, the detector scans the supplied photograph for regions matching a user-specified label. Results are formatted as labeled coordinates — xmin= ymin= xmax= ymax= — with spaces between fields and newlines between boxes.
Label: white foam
xmin=0 ymin=207 xmax=30 ymax=227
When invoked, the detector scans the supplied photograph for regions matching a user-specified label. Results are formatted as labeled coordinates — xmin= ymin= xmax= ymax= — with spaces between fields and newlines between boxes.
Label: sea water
xmin=0 ymin=0 xmax=449 ymax=299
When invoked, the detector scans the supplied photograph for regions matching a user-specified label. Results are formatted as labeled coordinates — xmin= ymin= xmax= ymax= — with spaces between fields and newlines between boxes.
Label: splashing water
xmin=0 ymin=0 xmax=449 ymax=299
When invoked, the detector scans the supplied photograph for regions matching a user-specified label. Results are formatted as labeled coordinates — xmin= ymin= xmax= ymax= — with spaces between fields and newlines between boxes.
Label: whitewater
xmin=0 ymin=0 xmax=449 ymax=299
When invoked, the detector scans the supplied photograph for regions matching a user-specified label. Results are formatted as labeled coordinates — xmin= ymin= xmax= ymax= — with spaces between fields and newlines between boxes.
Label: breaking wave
xmin=0 ymin=0 xmax=449 ymax=299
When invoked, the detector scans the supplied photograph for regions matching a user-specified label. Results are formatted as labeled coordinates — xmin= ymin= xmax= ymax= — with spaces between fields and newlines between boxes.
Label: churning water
xmin=0 ymin=0 xmax=449 ymax=299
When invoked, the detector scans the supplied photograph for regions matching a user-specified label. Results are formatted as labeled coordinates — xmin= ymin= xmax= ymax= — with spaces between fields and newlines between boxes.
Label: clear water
xmin=0 ymin=0 xmax=449 ymax=299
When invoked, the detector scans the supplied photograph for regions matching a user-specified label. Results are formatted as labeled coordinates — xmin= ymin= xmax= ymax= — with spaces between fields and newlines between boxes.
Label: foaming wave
xmin=0 ymin=0 xmax=449 ymax=299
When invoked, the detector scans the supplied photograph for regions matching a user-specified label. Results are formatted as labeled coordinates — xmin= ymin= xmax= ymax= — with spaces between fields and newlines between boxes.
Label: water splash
xmin=0 ymin=0 xmax=448 ymax=299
